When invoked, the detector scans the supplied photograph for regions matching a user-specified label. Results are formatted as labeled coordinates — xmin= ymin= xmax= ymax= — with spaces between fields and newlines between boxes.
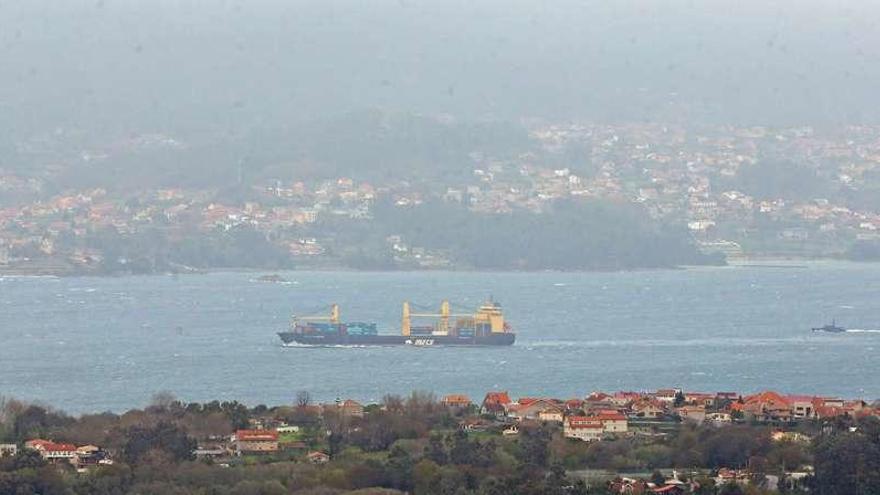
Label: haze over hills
xmin=1 ymin=0 xmax=880 ymax=139
xmin=2 ymin=1 xmax=880 ymax=273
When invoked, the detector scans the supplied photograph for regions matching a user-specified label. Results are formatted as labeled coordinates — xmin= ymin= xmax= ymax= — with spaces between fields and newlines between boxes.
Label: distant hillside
xmin=36 ymin=111 xmax=529 ymax=192
xmin=322 ymin=199 xmax=724 ymax=270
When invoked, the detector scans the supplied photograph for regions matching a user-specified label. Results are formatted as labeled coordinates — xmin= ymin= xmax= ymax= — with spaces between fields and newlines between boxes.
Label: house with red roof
xmin=25 ymin=439 xmax=77 ymax=462
xmin=715 ymin=468 xmax=752 ymax=488
xmin=594 ymin=412 xmax=628 ymax=433
xmin=506 ymin=398 xmax=563 ymax=423
xmin=676 ymin=405 xmax=707 ymax=423
xmin=564 ymin=399 xmax=585 ymax=412
xmin=631 ymin=399 xmax=666 ymax=419
xmin=610 ymin=391 xmax=643 ymax=407
xmin=338 ymin=399 xmax=364 ymax=418
xmin=481 ymin=391 xmax=512 ymax=417
xmin=564 ymin=416 xmax=604 ymax=442
xmin=655 ymin=389 xmax=681 ymax=404
xmin=608 ymin=477 xmax=649 ymax=494
xmin=233 ymin=430 xmax=279 ymax=455
xmin=786 ymin=395 xmax=817 ymax=419
xmin=716 ymin=392 xmax=740 ymax=402
xmin=811 ymin=399 xmax=868 ymax=420
xmin=652 ymin=485 xmax=685 ymax=494
xmin=684 ymin=392 xmax=716 ymax=407
xmin=564 ymin=410 xmax=629 ymax=442
xmin=739 ymin=391 xmax=793 ymax=422
xmin=441 ymin=394 xmax=472 ymax=410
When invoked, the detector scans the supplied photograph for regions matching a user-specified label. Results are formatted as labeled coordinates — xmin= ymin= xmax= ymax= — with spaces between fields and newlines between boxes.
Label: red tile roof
xmin=235 ymin=430 xmax=279 ymax=442
xmin=586 ymin=392 xmax=611 ymax=401
xmin=653 ymin=485 xmax=684 ymax=493
xmin=595 ymin=412 xmax=627 ymax=422
xmin=27 ymin=439 xmax=76 ymax=452
xmin=483 ymin=391 xmax=512 ymax=405
xmin=566 ymin=416 xmax=603 ymax=429
xmin=442 ymin=394 xmax=471 ymax=406
xmin=744 ymin=391 xmax=790 ymax=406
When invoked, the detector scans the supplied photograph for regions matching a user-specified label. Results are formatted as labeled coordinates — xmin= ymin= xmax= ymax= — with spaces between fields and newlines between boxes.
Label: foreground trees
xmin=1 ymin=394 xmax=879 ymax=494
xmin=812 ymin=417 xmax=880 ymax=495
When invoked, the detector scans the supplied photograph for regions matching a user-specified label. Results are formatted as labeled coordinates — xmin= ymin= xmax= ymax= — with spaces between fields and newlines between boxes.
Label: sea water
xmin=1 ymin=263 xmax=879 ymax=413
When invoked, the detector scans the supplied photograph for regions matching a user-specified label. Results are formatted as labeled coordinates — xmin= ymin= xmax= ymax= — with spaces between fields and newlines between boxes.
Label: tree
xmin=518 ymin=425 xmax=551 ymax=468
xmin=72 ymin=464 xmax=133 ymax=495
xmin=812 ymin=425 xmax=880 ymax=495
xmin=718 ymin=482 xmax=745 ymax=495
xmin=425 ymin=434 xmax=448 ymax=465
xmin=11 ymin=405 xmax=72 ymax=441
xmin=447 ymin=430 xmax=476 ymax=465
xmin=673 ymin=391 xmax=686 ymax=408
xmin=0 ymin=449 xmax=46 ymax=472
xmin=148 ymin=391 xmax=178 ymax=412
xmin=220 ymin=401 xmax=250 ymax=430
xmin=296 ymin=391 xmax=312 ymax=409
xmin=412 ymin=459 xmax=440 ymax=495
xmin=701 ymin=427 xmax=771 ymax=469
xmin=121 ymin=421 xmax=196 ymax=465
xmin=386 ymin=445 xmax=414 ymax=492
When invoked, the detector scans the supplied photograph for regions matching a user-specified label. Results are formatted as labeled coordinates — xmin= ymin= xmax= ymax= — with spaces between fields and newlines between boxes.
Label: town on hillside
xmin=4 ymin=123 xmax=880 ymax=274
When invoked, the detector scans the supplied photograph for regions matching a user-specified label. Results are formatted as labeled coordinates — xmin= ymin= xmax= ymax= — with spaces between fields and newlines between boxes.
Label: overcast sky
xmin=1 ymin=0 xmax=879 ymax=135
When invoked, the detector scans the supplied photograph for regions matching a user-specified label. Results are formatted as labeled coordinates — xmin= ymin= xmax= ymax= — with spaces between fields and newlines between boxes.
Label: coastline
xmin=3 ymin=255 xmax=878 ymax=278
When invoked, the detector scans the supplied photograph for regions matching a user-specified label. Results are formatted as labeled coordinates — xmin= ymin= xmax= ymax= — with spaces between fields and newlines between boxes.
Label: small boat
xmin=812 ymin=320 xmax=847 ymax=333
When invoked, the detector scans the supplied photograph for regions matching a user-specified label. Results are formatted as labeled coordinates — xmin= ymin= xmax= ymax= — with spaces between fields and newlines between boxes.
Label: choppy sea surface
xmin=2 ymin=263 xmax=880 ymax=413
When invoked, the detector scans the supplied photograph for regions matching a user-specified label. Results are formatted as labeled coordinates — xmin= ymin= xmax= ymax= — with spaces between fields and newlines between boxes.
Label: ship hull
xmin=278 ymin=332 xmax=515 ymax=346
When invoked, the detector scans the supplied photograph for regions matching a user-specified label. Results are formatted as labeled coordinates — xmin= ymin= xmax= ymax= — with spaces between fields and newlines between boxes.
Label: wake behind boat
xmin=278 ymin=300 xmax=516 ymax=347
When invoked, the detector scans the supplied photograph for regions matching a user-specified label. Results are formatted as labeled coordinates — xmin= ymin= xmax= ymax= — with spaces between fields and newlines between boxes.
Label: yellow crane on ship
xmin=293 ymin=304 xmax=340 ymax=325
xmin=280 ymin=299 xmax=515 ymax=346
xmin=401 ymin=300 xmax=507 ymax=336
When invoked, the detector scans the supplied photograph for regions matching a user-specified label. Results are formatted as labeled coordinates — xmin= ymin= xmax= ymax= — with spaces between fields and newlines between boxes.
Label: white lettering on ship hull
xmin=405 ymin=339 xmax=435 ymax=346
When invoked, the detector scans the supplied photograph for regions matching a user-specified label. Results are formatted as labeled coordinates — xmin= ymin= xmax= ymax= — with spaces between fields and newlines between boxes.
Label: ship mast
xmin=402 ymin=302 xmax=411 ymax=336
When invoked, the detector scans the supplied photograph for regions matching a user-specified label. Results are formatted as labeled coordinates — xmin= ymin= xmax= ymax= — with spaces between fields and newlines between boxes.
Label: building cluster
xmin=0 ymin=178 xmax=383 ymax=271
xmin=450 ymin=388 xmax=879 ymax=444
xmin=194 ymin=399 xmax=366 ymax=463
xmin=0 ymin=389 xmax=868 ymax=493
xmin=0 ymin=439 xmax=114 ymax=472
xmin=480 ymin=123 xmax=880 ymax=256
xmin=3 ymin=123 xmax=880 ymax=272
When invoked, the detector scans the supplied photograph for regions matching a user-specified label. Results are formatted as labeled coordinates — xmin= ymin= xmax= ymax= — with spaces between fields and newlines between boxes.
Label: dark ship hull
xmin=812 ymin=326 xmax=847 ymax=333
xmin=812 ymin=321 xmax=847 ymax=333
xmin=278 ymin=332 xmax=515 ymax=347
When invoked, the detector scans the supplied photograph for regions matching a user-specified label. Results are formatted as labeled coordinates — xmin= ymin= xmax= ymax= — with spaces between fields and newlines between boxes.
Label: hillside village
xmin=2 ymin=387 xmax=876 ymax=494
xmin=3 ymin=123 xmax=880 ymax=274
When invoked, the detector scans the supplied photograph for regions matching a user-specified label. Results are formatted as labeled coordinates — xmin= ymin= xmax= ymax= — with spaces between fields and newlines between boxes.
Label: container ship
xmin=278 ymin=300 xmax=516 ymax=346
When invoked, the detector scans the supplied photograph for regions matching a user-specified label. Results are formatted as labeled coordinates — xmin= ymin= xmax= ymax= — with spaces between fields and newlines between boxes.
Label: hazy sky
xmin=1 ymin=0 xmax=879 ymax=135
